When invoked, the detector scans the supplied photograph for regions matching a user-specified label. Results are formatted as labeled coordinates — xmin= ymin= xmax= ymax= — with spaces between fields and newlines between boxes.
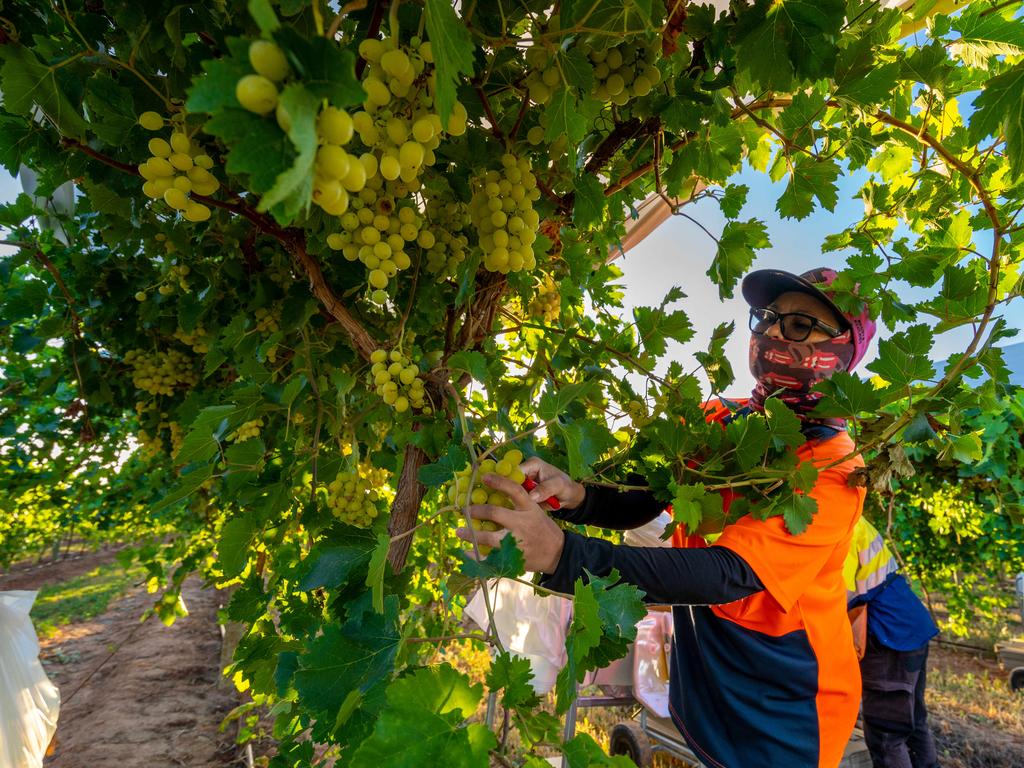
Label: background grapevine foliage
xmin=0 ymin=0 xmax=1023 ymax=765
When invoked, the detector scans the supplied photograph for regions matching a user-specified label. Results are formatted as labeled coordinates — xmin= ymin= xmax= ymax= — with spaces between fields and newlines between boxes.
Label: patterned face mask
xmin=748 ymin=332 xmax=854 ymax=426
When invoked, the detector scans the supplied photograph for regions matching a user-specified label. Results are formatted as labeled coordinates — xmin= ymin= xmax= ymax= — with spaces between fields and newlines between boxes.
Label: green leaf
xmin=248 ymin=0 xmax=280 ymax=33
xmin=947 ymin=432 xmax=983 ymax=464
xmin=725 ymin=415 xmax=772 ymax=471
xmin=719 ymin=184 xmax=749 ymax=219
xmin=558 ymin=419 xmax=617 ymax=478
xmin=257 ymin=83 xmax=319 ymax=218
xmin=349 ymin=664 xmax=495 ymax=768
xmin=669 ymin=482 xmax=719 ymax=535
xmin=186 ymin=39 xmax=252 ymax=113
xmin=559 ymin=47 xmax=594 ymax=92
xmin=299 ymin=530 xmax=378 ymax=591
xmin=971 ymin=61 xmax=1024 ymax=179
xmin=866 ymin=325 xmax=936 ymax=388
xmin=776 ymin=157 xmax=841 ymax=220
xmin=204 ymin=108 xmax=295 ymax=194
xmin=573 ymin=174 xmax=605 ymax=229
xmin=175 ymin=404 xmax=236 ymax=465
xmin=448 ymin=350 xmax=488 ymax=383
xmin=218 ymin=513 xmax=258 ymax=578
xmin=695 ymin=321 xmax=735 ymax=393
xmin=950 ymin=5 xmax=1024 ymax=68
xmin=562 ymin=733 xmax=638 ymax=768
xmin=544 ymin=88 xmax=588 ymax=144
xmin=764 ymin=399 xmax=804 ymax=450
xmin=538 ymin=381 xmax=600 ymax=422
xmin=810 ymin=371 xmax=882 ymax=418
xmin=226 ymin=437 xmax=265 ymax=470
xmin=274 ymin=28 xmax=364 ymax=106
xmin=707 ymin=219 xmax=771 ymax=299
xmin=152 ymin=463 xmax=214 ymax=513
xmin=486 ymin=652 xmax=539 ymax=709
xmin=418 ymin=442 xmax=469 ymax=487
xmin=84 ymin=73 xmax=136 ymax=146
xmin=459 ymin=534 xmax=526 ymax=580
xmin=633 ymin=305 xmax=694 ymax=357
xmin=0 ymin=45 xmax=88 ymax=139
xmin=294 ymin=597 xmax=400 ymax=741
xmin=776 ymin=491 xmax=818 ymax=535
xmin=365 ymin=533 xmax=390 ymax=614
xmin=424 ymin=0 xmax=475 ymax=124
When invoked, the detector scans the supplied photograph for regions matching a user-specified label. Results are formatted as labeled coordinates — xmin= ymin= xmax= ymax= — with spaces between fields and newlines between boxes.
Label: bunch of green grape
xmin=326 ymin=462 xmax=391 ymax=527
xmin=235 ymin=40 xmax=291 ymax=118
xmin=447 ymin=448 xmax=526 ymax=554
xmin=368 ymin=348 xmax=427 ymax=414
xmin=352 ymin=35 xmax=467 ymax=187
xmin=123 ymin=349 xmax=198 ymax=396
xmin=584 ymin=38 xmax=662 ymax=104
xmin=173 ymin=326 xmax=210 ymax=354
xmin=523 ymin=45 xmax=562 ymax=105
xmin=421 ymin=196 xmax=471 ymax=279
xmin=470 ymin=154 xmax=542 ymax=274
xmin=253 ymin=306 xmax=280 ymax=334
xmin=228 ymin=418 xmax=263 ymax=442
xmin=326 ymin=177 xmax=421 ymax=302
xmin=137 ymin=113 xmax=219 ymax=222
xmin=529 ymin=273 xmax=560 ymax=323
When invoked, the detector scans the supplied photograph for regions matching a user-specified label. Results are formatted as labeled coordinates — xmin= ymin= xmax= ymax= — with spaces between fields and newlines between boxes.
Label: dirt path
xmin=8 ymin=557 xmax=243 ymax=768
xmin=0 ymin=545 xmax=127 ymax=591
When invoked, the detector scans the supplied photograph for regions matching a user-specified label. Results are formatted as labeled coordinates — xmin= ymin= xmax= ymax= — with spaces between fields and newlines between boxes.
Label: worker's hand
xmin=457 ymin=473 xmax=566 ymax=574
xmin=520 ymin=456 xmax=586 ymax=510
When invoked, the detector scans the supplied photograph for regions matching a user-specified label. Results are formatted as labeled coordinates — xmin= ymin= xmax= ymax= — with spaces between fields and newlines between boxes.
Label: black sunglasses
xmin=749 ymin=307 xmax=845 ymax=342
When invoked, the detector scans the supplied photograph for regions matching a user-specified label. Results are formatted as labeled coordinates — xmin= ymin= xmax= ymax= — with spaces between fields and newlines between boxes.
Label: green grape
xmin=367 ymin=347 xmax=428 ymax=414
xmin=446 ymin=448 xmax=527 ymax=554
xmin=249 ymin=40 xmax=290 ymax=82
xmin=327 ymin=462 xmax=391 ymax=528
xmin=529 ymin=273 xmax=560 ymax=322
xmin=228 ymin=418 xmax=264 ymax=442
xmin=138 ymin=111 xmax=164 ymax=131
xmin=236 ymin=74 xmax=279 ymax=115
xmin=471 ymin=154 xmax=542 ymax=274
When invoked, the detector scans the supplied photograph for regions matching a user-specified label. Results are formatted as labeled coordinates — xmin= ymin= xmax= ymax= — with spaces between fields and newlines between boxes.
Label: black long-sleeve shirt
xmin=539 ymin=478 xmax=764 ymax=605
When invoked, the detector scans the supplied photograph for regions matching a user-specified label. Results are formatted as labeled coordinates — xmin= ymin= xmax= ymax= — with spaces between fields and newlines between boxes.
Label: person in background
xmin=459 ymin=267 xmax=877 ymax=768
xmin=845 ymin=516 xmax=940 ymax=768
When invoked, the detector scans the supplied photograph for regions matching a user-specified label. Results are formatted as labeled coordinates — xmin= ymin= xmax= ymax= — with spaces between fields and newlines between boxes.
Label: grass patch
xmin=30 ymin=561 xmax=143 ymax=638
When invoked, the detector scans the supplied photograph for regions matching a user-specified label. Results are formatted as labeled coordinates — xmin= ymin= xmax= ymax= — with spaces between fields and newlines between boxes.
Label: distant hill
xmin=1005 ymin=342 xmax=1024 ymax=386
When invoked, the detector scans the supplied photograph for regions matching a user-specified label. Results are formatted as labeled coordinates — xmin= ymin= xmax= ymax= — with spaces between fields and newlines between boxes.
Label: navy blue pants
xmin=860 ymin=634 xmax=939 ymax=768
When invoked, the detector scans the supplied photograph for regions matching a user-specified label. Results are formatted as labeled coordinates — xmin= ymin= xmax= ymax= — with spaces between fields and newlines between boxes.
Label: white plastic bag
xmin=464 ymin=578 xmax=572 ymax=695
xmin=0 ymin=591 xmax=61 ymax=768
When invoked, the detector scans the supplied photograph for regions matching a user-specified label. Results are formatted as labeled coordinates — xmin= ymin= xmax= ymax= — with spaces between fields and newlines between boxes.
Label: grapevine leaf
xmin=299 ymin=528 xmax=378 ymax=590
xmin=776 ymin=157 xmax=841 ymax=220
xmin=573 ymin=174 xmax=605 ymax=229
xmin=558 ymin=419 xmax=617 ymax=478
xmin=764 ymin=399 xmax=804 ymax=450
xmin=84 ymin=73 xmax=136 ymax=145
xmin=418 ymin=442 xmax=469 ymax=486
xmin=274 ymin=28 xmax=363 ymax=106
xmin=424 ymin=0 xmax=475 ymax=124
xmin=538 ymin=381 xmax=600 ymax=421
xmin=204 ymin=108 xmax=295 ymax=194
xmin=151 ymin=463 xmax=214 ymax=513
xmin=186 ymin=38 xmax=252 ymax=114
xmin=560 ymin=0 xmax=655 ymax=32
xmin=248 ymin=0 xmax=280 ymax=33
xmin=349 ymin=663 xmax=495 ymax=768
xmin=218 ymin=513 xmax=259 ymax=578
xmin=633 ymin=305 xmax=694 ymax=357
xmin=725 ymin=415 xmax=772 ymax=471
xmin=563 ymin=733 xmax=638 ymax=768
xmin=486 ymin=652 xmax=539 ymax=708
xmin=719 ymin=184 xmax=748 ymax=219
xmin=866 ymin=324 xmax=936 ymax=388
xmin=0 ymin=45 xmax=88 ymax=139
xmin=545 ymin=88 xmax=589 ymax=144
xmin=294 ymin=596 xmax=400 ymax=746
xmin=947 ymin=432 xmax=983 ymax=464
xmin=459 ymin=533 xmax=525 ymax=580
xmin=707 ymin=219 xmax=771 ymax=299
xmin=970 ymin=61 xmax=1024 ymax=179
xmin=810 ymin=371 xmax=882 ymax=418
xmin=669 ymin=482 xmax=714 ymax=535
xmin=257 ymin=83 xmax=319 ymax=218
xmin=559 ymin=47 xmax=594 ymax=92
xmin=448 ymin=350 xmax=488 ymax=383
xmin=902 ymin=411 xmax=938 ymax=443
xmin=555 ymin=575 xmax=602 ymax=713
xmin=695 ymin=321 xmax=735 ymax=393
xmin=365 ymin=533 xmax=390 ymax=614
xmin=776 ymin=491 xmax=818 ymax=535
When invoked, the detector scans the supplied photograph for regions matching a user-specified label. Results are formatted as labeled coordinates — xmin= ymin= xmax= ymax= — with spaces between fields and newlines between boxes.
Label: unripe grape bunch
xmin=470 ymin=154 xmax=542 ymax=274
xmin=447 ymin=448 xmax=526 ymax=554
xmin=123 ymin=349 xmax=198 ymax=396
xmin=327 ymin=462 xmax=391 ymax=528
xmin=137 ymin=112 xmax=219 ymax=222
xmin=523 ymin=44 xmax=562 ymax=105
xmin=368 ymin=348 xmax=428 ymax=414
xmin=228 ymin=418 xmax=263 ymax=442
xmin=173 ymin=326 xmax=211 ymax=354
xmin=585 ymin=38 xmax=662 ymax=104
xmin=529 ymin=273 xmax=560 ymax=323
xmin=421 ymin=196 xmax=471 ymax=279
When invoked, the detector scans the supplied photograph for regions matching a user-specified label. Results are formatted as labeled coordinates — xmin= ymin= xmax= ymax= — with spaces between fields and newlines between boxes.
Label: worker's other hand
xmin=457 ymin=473 xmax=566 ymax=574
xmin=519 ymin=456 xmax=585 ymax=510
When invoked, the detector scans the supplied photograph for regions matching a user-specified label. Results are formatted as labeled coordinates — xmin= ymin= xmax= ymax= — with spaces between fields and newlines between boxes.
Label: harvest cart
xmin=995 ymin=638 xmax=1024 ymax=692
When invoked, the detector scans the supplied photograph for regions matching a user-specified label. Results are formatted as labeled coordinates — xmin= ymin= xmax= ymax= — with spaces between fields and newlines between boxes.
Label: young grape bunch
xmin=470 ymin=154 xmax=542 ymax=274
xmin=584 ymin=37 xmax=662 ymax=104
xmin=523 ymin=44 xmax=562 ymax=105
xmin=137 ymin=118 xmax=219 ymax=222
xmin=173 ymin=326 xmax=211 ymax=354
xmin=368 ymin=348 xmax=428 ymax=414
xmin=421 ymin=195 xmax=471 ymax=279
xmin=529 ymin=273 xmax=560 ymax=323
xmin=447 ymin=448 xmax=526 ymax=554
xmin=327 ymin=462 xmax=390 ymax=528
xmin=228 ymin=418 xmax=264 ymax=442
xmin=123 ymin=349 xmax=198 ymax=396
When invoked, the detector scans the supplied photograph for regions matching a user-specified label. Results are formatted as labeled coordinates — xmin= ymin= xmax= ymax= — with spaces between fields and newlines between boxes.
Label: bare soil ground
xmin=0 ymin=545 xmax=126 ymax=591
xmin=3 ymin=551 xmax=241 ymax=768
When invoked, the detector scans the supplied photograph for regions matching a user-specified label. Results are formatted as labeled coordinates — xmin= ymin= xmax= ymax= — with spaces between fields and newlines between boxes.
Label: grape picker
xmin=457 ymin=267 xmax=877 ymax=768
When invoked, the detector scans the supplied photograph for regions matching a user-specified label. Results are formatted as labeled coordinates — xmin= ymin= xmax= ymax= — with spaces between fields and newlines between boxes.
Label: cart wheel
xmin=609 ymin=721 xmax=653 ymax=767
xmin=1011 ymin=667 xmax=1024 ymax=692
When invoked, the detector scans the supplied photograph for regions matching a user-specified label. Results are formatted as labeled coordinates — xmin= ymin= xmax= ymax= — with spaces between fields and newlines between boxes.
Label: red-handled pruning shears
xmin=522 ymin=477 xmax=561 ymax=510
